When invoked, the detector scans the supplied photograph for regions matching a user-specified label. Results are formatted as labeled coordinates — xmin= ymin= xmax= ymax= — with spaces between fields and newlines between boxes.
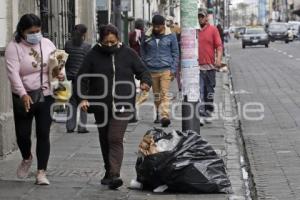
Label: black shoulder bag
xmin=27 ymin=42 xmax=45 ymax=103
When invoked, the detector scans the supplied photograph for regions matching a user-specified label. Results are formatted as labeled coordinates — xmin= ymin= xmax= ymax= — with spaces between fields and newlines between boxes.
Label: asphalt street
xmin=229 ymin=39 xmax=300 ymax=200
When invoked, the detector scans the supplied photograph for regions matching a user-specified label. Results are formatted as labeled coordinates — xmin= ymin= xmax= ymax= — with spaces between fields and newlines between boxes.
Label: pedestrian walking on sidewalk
xmin=217 ymin=24 xmax=225 ymax=56
xmin=140 ymin=15 xmax=179 ymax=127
xmin=5 ymin=14 xmax=64 ymax=185
xmin=198 ymin=10 xmax=223 ymax=124
xmin=129 ymin=19 xmax=144 ymax=56
xmin=77 ymin=24 xmax=152 ymax=189
xmin=64 ymin=24 xmax=91 ymax=134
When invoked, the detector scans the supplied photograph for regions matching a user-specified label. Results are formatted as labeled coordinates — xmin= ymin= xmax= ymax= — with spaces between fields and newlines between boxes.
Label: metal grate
xmin=40 ymin=0 xmax=75 ymax=49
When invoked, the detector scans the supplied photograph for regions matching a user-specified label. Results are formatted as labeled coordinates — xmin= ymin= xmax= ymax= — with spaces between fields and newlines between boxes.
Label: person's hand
xmin=57 ymin=72 xmax=65 ymax=81
xmin=170 ymin=71 xmax=176 ymax=81
xmin=140 ymin=83 xmax=150 ymax=92
xmin=215 ymin=59 xmax=222 ymax=68
xmin=80 ymin=100 xmax=89 ymax=112
xmin=21 ymin=94 xmax=33 ymax=112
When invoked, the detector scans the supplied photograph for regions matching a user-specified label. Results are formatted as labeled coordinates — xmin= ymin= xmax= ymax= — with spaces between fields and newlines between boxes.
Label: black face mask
xmin=100 ymin=44 xmax=119 ymax=54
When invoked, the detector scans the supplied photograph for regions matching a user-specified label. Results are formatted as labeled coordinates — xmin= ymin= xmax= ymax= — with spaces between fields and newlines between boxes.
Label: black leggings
xmin=12 ymin=95 xmax=54 ymax=170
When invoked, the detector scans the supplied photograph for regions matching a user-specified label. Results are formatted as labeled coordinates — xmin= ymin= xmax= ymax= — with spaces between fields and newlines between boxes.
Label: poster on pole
xmin=180 ymin=1 xmax=198 ymax=29
xmin=182 ymin=67 xmax=200 ymax=102
xmin=180 ymin=29 xmax=197 ymax=60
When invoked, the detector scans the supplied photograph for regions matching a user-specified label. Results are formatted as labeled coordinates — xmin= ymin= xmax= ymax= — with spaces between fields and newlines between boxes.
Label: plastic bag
xmin=48 ymin=49 xmax=72 ymax=102
xmin=135 ymin=129 xmax=232 ymax=193
xmin=51 ymin=79 xmax=72 ymax=102
xmin=156 ymin=130 xmax=181 ymax=152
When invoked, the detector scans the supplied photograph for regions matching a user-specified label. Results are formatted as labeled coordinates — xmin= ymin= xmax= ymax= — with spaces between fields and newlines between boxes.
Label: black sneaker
xmin=161 ymin=118 xmax=171 ymax=127
xmin=101 ymin=173 xmax=111 ymax=185
xmin=108 ymin=177 xmax=123 ymax=189
xmin=77 ymin=129 xmax=89 ymax=134
xmin=67 ymin=130 xmax=74 ymax=133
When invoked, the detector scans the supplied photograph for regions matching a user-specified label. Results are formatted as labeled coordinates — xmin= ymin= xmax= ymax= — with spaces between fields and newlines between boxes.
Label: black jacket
xmin=64 ymin=40 xmax=91 ymax=79
xmin=77 ymin=43 xmax=152 ymax=113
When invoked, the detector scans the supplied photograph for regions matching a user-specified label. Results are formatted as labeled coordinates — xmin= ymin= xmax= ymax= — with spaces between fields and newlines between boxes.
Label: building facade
xmin=292 ymin=0 xmax=300 ymax=18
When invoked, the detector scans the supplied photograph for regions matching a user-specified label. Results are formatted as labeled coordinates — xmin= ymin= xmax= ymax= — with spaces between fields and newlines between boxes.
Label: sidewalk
xmin=0 ymin=74 xmax=246 ymax=200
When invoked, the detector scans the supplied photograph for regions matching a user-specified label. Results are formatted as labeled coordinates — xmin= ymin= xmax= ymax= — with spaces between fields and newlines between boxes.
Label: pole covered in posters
xmin=180 ymin=0 xmax=200 ymax=133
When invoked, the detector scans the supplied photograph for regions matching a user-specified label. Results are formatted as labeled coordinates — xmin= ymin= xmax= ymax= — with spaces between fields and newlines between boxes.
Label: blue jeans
xmin=199 ymin=70 xmax=216 ymax=114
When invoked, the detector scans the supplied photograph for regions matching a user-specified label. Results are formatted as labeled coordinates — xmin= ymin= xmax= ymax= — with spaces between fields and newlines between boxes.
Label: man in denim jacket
xmin=141 ymin=15 xmax=179 ymax=127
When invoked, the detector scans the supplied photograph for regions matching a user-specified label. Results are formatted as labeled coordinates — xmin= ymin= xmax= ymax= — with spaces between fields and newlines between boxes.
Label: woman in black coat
xmin=77 ymin=24 xmax=151 ymax=189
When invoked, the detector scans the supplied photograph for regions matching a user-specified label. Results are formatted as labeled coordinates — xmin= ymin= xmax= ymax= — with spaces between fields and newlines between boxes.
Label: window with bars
xmin=40 ymin=0 xmax=75 ymax=49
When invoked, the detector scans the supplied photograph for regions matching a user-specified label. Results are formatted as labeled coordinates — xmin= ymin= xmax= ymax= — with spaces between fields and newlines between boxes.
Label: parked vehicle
xmin=267 ymin=23 xmax=290 ymax=43
xmin=242 ymin=27 xmax=269 ymax=49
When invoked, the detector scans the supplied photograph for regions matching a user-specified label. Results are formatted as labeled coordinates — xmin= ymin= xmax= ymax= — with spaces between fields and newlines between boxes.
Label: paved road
xmin=0 ymin=77 xmax=246 ymax=199
xmin=229 ymin=39 xmax=300 ymax=200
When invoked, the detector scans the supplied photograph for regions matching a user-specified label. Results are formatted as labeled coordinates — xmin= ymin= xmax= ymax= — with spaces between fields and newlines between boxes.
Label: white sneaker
xmin=35 ymin=170 xmax=50 ymax=185
xmin=17 ymin=155 xmax=33 ymax=179
xmin=200 ymin=118 xmax=205 ymax=126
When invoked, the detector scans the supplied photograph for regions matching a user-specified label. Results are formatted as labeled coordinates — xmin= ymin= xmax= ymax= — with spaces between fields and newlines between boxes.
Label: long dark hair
xmin=15 ymin=14 xmax=42 ymax=43
xmin=99 ymin=24 xmax=119 ymax=43
xmin=71 ymin=24 xmax=88 ymax=46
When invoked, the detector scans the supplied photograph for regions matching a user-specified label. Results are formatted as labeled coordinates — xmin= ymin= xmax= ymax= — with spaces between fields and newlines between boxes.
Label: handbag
xmin=12 ymin=42 xmax=45 ymax=115
xmin=27 ymin=42 xmax=45 ymax=103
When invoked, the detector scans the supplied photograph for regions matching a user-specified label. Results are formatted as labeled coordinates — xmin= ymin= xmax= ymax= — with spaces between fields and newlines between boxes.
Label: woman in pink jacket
xmin=5 ymin=14 xmax=63 ymax=185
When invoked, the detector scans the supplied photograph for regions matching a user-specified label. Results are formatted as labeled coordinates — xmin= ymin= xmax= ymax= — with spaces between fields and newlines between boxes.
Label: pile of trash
xmin=130 ymin=128 xmax=232 ymax=194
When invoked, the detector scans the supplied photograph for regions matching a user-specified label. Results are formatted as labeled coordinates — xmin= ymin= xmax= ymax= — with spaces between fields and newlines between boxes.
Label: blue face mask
xmin=26 ymin=32 xmax=42 ymax=44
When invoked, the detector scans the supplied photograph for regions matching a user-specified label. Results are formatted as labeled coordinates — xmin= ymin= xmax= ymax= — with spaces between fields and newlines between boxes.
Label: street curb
xmin=221 ymin=72 xmax=245 ymax=200
xmin=227 ymin=65 xmax=258 ymax=200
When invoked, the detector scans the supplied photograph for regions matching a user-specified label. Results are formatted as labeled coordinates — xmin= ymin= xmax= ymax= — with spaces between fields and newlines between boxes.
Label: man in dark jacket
xmin=64 ymin=24 xmax=91 ymax=134
xmin=141 ymin=15 xmax=179 ymax=127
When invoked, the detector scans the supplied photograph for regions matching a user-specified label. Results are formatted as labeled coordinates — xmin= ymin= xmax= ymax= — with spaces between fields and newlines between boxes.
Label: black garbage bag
xmin=135 ymin=128 xmax=173 ymax=189
xmin=135 ymin=151 xmax=171 ymax=189
xmin=135 ymin=129 xmax=232 ymax=193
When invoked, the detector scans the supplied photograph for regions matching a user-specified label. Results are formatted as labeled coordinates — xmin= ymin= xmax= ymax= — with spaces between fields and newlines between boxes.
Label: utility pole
xmin=180 ymin=0 xmax=200 ymax=133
